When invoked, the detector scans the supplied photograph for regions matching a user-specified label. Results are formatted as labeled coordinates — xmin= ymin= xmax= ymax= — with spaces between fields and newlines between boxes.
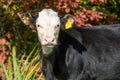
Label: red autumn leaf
xmin=65 ymin=8 xmax=70 ymax=13
xmin=73 ymin=2 xmax=78 ymax=8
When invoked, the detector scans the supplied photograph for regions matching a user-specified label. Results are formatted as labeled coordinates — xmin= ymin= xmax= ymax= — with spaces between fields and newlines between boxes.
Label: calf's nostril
xmin=45 ymin=37 xmax=55 ymax=43
xmin=52 ymin=38 xmax=55 ymax=42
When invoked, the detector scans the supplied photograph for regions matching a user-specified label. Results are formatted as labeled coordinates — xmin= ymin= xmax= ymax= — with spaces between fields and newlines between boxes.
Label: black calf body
xmin=54 ymin=24 xmax=120 ymax=80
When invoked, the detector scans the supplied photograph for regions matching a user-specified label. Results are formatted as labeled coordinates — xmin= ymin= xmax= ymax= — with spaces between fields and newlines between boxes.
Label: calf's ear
xmin=17 ymin=12 xmax=38 ymax=31
xmin=17 ymin=12 xmax=33 ymax=25
xmin=61 ymin=14 xmax=75 ymax=29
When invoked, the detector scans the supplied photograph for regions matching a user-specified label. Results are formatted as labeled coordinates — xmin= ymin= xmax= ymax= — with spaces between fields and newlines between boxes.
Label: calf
xmin=18 ymin=9 xmax=120 ymax=80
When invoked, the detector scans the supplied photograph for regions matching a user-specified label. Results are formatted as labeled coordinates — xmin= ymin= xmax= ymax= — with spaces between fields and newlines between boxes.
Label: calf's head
xmin=18 ymin=9 xmax=74 ymax=56
xmin=36 ymin=9 xmax=60 ymax=47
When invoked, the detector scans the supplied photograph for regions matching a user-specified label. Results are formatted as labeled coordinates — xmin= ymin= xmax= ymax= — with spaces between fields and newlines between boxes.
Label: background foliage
xmin=0 ymin=0 xmax=120 ymax=79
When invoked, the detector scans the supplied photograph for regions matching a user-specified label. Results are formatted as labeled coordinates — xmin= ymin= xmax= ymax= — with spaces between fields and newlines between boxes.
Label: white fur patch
xmin=36 ymin=9 xmax=60 ymax=45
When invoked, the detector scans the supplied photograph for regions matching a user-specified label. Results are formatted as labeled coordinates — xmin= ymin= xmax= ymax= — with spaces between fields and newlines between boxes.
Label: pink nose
xmin=44 ymin=37 xmax=55 ymax=44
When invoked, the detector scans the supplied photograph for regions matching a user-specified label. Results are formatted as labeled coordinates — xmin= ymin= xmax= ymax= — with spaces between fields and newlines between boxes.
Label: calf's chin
xmin=41 ymin=45 xmax=56 ymax=57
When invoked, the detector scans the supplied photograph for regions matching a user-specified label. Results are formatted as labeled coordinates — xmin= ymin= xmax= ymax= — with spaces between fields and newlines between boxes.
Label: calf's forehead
xmin=36 ymin=9 xmax=60 ymax=27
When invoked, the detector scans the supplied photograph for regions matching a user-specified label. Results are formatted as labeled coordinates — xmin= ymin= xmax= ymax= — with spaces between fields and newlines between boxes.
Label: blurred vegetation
xmin=0 ymin=0 xmax=120 ymax=80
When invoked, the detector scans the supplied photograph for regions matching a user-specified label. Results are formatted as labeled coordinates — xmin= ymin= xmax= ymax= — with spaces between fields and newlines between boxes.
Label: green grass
xmin=0 ymin=45 xmax=45 ymax=80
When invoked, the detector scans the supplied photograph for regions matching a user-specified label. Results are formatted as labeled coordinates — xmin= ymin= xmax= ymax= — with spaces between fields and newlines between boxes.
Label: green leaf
xmin=12 ymin=5 xmax=17 ymax=11
xmin=92 ymin=6 xmax=97 ymax=11
xmin=3 ymin=5 xmax=8 ymax=10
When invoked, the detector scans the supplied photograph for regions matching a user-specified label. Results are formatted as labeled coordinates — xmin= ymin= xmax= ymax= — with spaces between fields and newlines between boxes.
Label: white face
xmin=36 ymin=9 xmax=60 ymax=46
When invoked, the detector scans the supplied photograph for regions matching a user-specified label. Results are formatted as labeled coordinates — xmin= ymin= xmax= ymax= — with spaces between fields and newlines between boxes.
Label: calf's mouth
xmin=41 ymin=45 xmax=56 ymax=56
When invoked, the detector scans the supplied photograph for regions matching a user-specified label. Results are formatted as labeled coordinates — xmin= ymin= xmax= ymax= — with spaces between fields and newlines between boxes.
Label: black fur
xmin=53 ymin=24 xmax=120 ymax=80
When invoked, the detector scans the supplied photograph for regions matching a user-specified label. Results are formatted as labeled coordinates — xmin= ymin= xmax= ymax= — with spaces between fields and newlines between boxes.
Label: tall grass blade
xmin=12 ymin=45 xmax=21 ymax=80
xmin=8 ymin=57 xmax=13 ymax=80
xmin=25 ymin=62 xmax=40 ymax=80
xmin=0 ymin=62 xmax=10 ymax=80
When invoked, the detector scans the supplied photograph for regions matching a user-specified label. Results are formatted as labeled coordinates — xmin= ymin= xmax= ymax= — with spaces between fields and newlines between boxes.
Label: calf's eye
xmin=55 ymin=24 xmax=60 ymax=28
xmin=37 ymin=25 xmax=40 ymax=27
xmin=37 ymin=25 xmax=43 ymax=28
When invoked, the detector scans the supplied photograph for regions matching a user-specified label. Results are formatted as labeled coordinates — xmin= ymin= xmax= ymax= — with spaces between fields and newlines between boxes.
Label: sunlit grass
xmin=0 ymin=45 xmax=45 ymax=80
